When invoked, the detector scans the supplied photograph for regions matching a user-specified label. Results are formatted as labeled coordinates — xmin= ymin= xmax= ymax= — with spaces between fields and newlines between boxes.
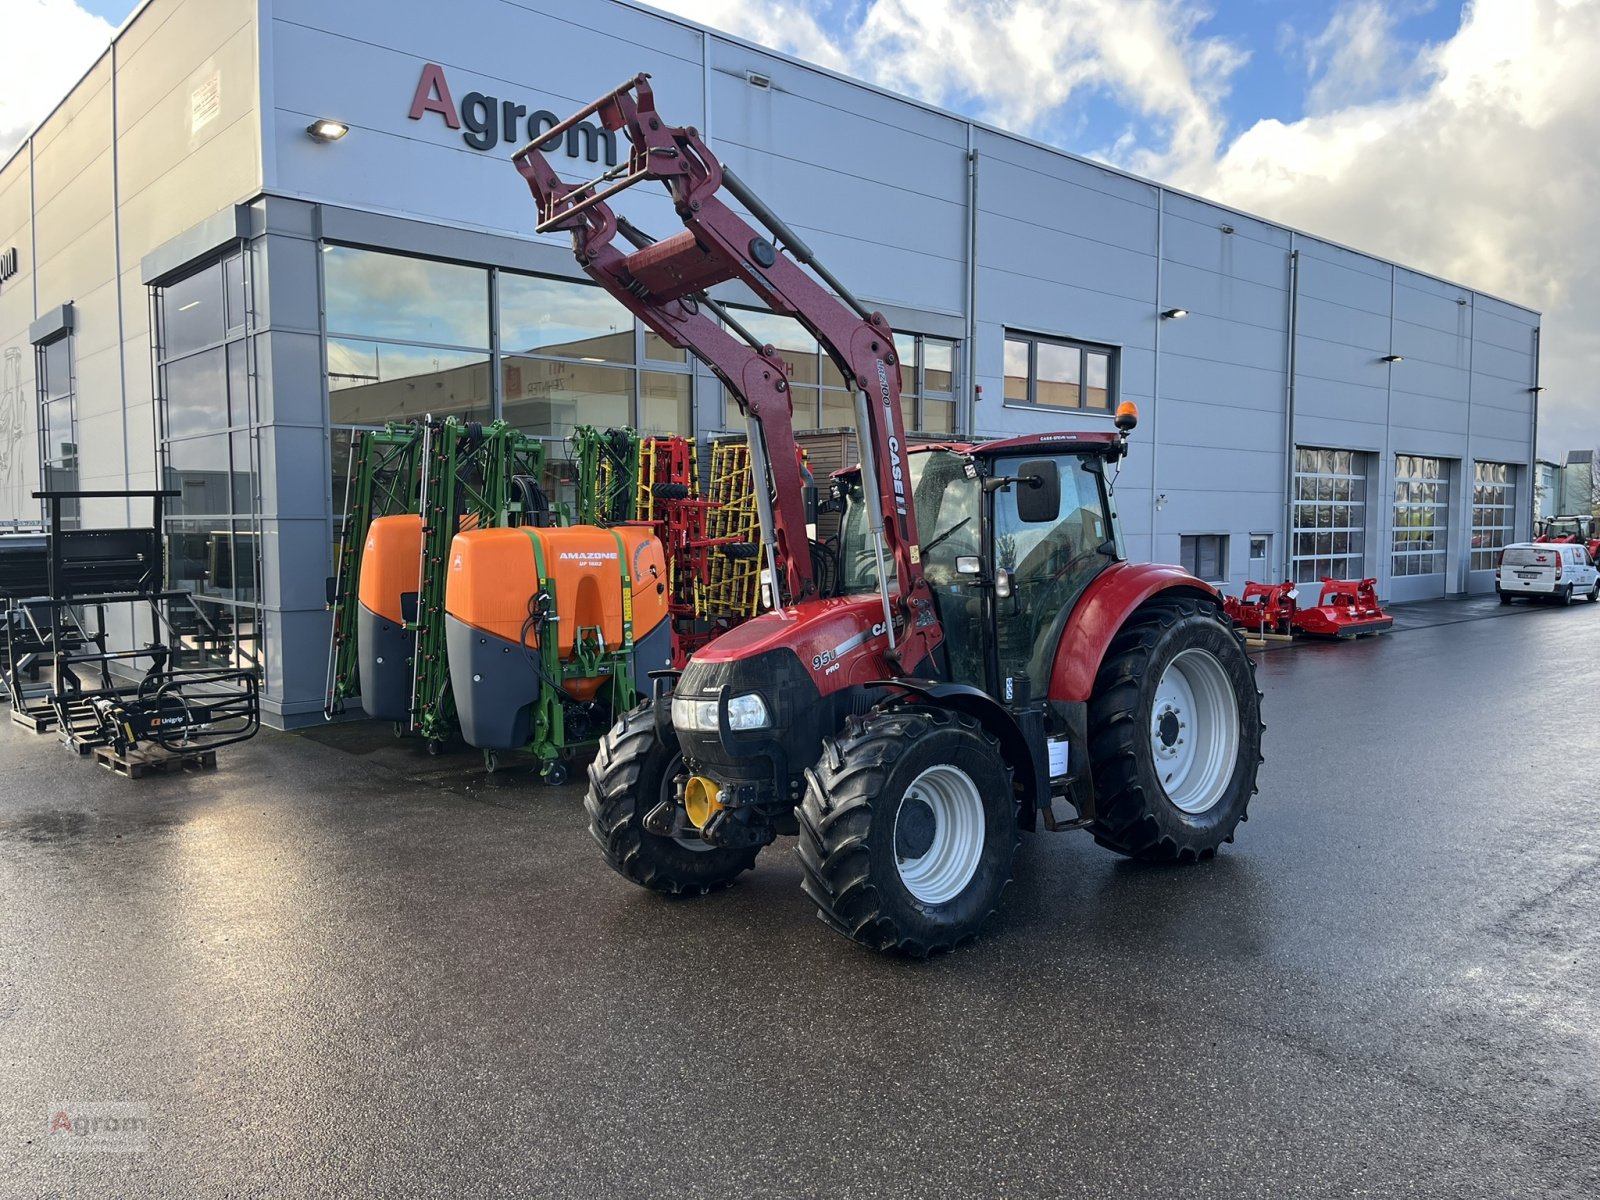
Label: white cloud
xmin=1296 ymin=0 xmax=1411 ymax=113
xmin=0 ymin=0 xmax=115 ymax=164
xmin=645 ymin=0 xmax=1248 ymax=171
xmin=648 ymin=0 xmax=1598 ymax=458
xmin=8 ymin=0 xmax=1596 ymax=455
xmin=1183 ymin=0 xmax=1600 ymax=457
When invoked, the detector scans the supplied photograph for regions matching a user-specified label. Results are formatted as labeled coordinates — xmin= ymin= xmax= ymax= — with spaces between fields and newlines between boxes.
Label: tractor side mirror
xmin=1014 ymin=460 xmax=1061 ymax=524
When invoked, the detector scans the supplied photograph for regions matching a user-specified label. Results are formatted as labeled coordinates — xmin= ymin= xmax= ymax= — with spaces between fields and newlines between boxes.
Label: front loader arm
xmin=511 ymin=74 xmax=942 ymax=672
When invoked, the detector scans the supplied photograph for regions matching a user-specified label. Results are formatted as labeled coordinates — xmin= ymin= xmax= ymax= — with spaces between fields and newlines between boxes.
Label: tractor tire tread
xmin=1086 ymin=595 xmax=1263 ymax=862
xmin=585 ymin=704 xmax=758 ymax=896
xmin=795 ymin=707 xmax=1016 ymax=957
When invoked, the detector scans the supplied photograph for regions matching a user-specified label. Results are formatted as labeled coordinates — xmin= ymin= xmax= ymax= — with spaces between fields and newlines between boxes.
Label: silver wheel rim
xmin=893 ymin=764 xmax=985 ymax=905
xmin=1150 ymin=648 xmax=1241 ymax=815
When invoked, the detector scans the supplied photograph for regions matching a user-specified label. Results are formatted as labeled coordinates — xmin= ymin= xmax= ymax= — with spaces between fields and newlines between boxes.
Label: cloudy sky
xmin=3 ymin=0 xmax=1594 ymax=457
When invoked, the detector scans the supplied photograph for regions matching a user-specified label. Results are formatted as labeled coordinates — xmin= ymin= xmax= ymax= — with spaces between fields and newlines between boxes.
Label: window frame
xmin=151 ymin=246 xmax=264 ymax=681
xmin=1291 ymin=446 xmax=1369 ymax=585
xmin=1469 ymin=461 xmax=1516 ymax=572
xmin=1003 ymin=330 xmax=1118 ymax=414
xmin=1179 ymin=533 xmax=1229 ymax=584
xmin=1391 ymin=454 xmax=1451 ymax=578
xmin=34 ymin=329 xmax=77 ymax=526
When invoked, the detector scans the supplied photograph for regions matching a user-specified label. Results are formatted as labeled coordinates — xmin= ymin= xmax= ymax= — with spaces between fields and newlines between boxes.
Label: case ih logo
xmin=408 ymin=63 xmax=618 ymax=165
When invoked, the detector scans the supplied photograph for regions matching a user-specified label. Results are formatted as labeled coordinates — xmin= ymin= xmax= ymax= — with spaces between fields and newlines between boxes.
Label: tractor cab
xmin=832 ymin=433 xmax=1126 ymax=701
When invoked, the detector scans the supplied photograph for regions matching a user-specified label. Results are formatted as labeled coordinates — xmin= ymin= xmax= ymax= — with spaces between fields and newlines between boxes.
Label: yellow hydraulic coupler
xmin=683 ymin=776 xmax=724 ymax=829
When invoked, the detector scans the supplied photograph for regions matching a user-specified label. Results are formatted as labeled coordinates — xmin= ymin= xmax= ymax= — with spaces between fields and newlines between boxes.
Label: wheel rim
xmin=1150 ymin=647 xmax=1241 ymax=815
xmin=893 ymin=764 xmax=985 ymax=905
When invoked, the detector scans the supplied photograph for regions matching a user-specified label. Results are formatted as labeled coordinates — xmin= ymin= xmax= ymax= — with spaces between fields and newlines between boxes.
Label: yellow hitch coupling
xmin=683 ymin=776 xmax=724 ymax=829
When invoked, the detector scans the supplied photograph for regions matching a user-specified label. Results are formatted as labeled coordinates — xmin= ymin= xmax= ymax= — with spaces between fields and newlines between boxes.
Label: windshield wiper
xmin=922 ymin=515 xmax=972 ymax=557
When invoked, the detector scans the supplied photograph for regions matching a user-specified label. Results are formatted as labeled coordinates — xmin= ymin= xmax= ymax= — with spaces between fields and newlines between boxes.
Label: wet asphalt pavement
xmin=3 ymin=596 xmax=1599 ymax=1198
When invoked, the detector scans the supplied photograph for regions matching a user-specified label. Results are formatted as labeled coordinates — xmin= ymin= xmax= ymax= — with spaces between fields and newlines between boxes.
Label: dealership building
xmin=0 ymin=0 xmax=1542 ymax=726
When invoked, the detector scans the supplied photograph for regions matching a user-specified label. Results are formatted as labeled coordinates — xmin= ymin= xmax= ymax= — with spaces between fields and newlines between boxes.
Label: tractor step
xmin=1041 ymin=794 xmax=1093 ymax=832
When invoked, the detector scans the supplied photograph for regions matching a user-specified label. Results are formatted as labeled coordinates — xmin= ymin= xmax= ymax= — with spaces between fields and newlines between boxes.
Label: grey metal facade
xmin=0 ymin=0 xmax=1542 ymax=726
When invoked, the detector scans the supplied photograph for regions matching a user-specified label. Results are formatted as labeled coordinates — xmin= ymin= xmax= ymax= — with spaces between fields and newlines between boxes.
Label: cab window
xmin=993 ymin=454 xmax=1112 ymax=689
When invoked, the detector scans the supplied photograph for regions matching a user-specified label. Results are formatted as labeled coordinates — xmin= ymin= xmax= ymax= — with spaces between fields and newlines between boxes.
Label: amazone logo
xmin=408 ymin=63 xmax=619 ymax=163
xmin=558 ymin=551 xmax=618 ymax=560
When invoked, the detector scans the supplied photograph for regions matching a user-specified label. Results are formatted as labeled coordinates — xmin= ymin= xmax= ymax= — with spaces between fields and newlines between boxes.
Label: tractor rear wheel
xmin=1087 ymin=596 xmax=1263 ymax=862
xmin=796 ymin=708 xmax=1018 ymax=956
xmin=585 ymin=704 xmax=759 ymax=895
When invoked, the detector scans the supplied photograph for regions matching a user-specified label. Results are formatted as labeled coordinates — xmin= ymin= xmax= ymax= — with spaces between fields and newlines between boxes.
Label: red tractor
xmin=1534 ymin=515 xmax=1600 ymax=563
xmin=514 ymin=77 xmax=1264 ymax=955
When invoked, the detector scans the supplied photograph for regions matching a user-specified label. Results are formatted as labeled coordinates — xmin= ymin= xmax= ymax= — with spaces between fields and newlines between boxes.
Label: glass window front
xmin=1392 ymin=454 xmax=1451 ymax=577
xmin=1471 ymin=462 xmax=1516 ymax=571
xmin=1292 ymin=447 xmax=1368 ymax=584
xmin=639 ymin=372 xmax=691 ymax=436
xmin=162 ymin=263 xmax=227 ymax=358
xmin=323 ymin=246 xmax=489 ymax=348
xmin=1181 ymin=534 xmax=1228 ymax=582
xmin=1005 ymin=332 xmax=1115 ymax=412
xmin=502 ymin=358 xmax=632 ymax=441
xmin=327 ymin=341 xmax=492 ymax=425
xmin=35 ymin=334 xmax=77 ymax=527
xmin=723 ymin=315 xmax=957 ymax=434
xmin=155 ymin=248 xmax=261 ymax=680
xmin=500 ymin=272 xmax=633 ymax=362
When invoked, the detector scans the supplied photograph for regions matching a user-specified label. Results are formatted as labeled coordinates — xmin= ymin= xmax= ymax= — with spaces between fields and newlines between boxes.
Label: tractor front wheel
xmin=1088 ymin=597 xmax=1263 ymax=862
xmin=585 ymin=704 xmax=759 ymax=895
xmin=797 ymin=708 xmax=1018 ymax=956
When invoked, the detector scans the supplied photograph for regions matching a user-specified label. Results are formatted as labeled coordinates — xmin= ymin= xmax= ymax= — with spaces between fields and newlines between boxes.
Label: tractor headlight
xmin=670 ymin=694 xmax=716 ymax=732
xmin=725 ymin=692 xmax=770 ymax=731
xmin=669 ymin=692 xmax=771 ymax=732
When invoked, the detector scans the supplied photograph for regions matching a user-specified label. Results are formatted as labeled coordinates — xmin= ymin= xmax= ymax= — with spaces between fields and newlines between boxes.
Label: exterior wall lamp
xmin=1381 ymin=354 xmax=1403 ymax=363
xmin=1161 ymin=308 xmax=1188 ymax=320
xmin=306 ymin=119 xmax=350 ymax=142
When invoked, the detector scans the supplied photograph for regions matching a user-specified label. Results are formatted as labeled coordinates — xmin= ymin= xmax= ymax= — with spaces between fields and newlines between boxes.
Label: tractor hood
xmin=690 ymin=594 xmax=893 ymax=690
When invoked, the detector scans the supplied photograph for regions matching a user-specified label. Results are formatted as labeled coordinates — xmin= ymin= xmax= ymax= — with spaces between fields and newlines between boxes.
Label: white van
xmin=1497 ymin=542 xmax=1600 ymax=604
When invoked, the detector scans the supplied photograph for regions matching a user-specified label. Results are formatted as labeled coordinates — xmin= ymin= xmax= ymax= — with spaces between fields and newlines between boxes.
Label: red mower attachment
xmin=1223 ymin=580 xmax=1298 ymax=637
xmin=1291 ymin=578 xmax=1392 ymax=638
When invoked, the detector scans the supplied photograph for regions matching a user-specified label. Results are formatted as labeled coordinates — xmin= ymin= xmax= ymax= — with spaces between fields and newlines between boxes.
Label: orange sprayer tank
xmin=356 ymin=514 xmax=423 ymax=722
xmin=444 ymin=524 xmax=672 ymax=749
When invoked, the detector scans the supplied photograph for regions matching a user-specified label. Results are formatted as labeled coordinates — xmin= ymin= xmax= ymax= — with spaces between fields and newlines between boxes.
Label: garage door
xmin=1391 ymin=455 xmax=1450 ymax=601
xmin=1291 ymin=447 xmax=1367 ymax=585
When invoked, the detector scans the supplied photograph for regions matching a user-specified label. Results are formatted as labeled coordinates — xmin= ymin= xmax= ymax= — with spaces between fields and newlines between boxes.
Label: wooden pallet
xmin=92 ymin=743 xmax=219 ymax=780
xmin=10 ymin=703 xmax=57 ymax=733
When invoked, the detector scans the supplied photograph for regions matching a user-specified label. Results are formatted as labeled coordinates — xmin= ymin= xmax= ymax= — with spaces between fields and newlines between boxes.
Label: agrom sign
xmin=407 ymin=63 xmax=618 ymax=165
xmin=0 ymin=247 xmax=17 ymax=290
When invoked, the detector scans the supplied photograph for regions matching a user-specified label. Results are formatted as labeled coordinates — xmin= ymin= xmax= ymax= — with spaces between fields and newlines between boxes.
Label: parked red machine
xmin=510 ymin=75 xmax=1264 ymax=955
xmin=1225 ymin=576 xmax=1391 ymax=639
xmin=1291 ymin=577 xmax=1392 ymax=638
xmin=1534 ymin=515 xmax=1600 ymax=563
xmin=1222 ymin=581 xmax=1298 ymax=637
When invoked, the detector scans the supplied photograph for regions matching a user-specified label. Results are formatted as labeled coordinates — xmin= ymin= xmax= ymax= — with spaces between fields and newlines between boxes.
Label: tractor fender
xmin=1046 ymin=563 xmax=1219 ymax=703
xmin=865 ymin=678 xmax=1046 ymax=828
